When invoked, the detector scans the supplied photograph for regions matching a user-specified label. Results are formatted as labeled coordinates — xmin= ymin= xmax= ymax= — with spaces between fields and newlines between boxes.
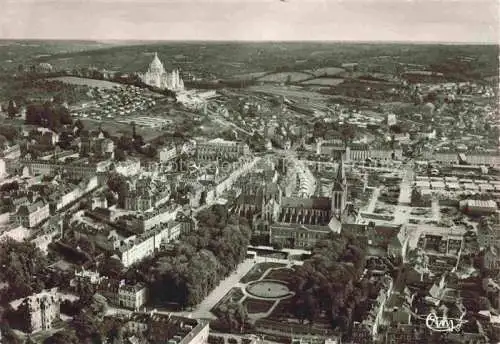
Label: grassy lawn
xmin=263 ymin=267 xmax=296 ymax=283
xmin=301 ymin=78 xmax=345 ymax=86
xmin=307 ymin=67 xmax=346 ymax=77
xmin=211 ymin=287 xmax=245 ymax=315
xmin=265 ymin=299 xmax=293 ymax=320
xmin=258 ymin=72 xmax=313 ymax=83
xmin=51 ymin=76 xmax=123 ymax=89
xmin=240 ymin=262 xmax=287 ymax=284
xmin=242 ymin=298 xmax=276 ymax=314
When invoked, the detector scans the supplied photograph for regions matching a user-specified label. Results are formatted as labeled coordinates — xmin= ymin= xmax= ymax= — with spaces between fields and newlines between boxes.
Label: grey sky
xmin=1 ymin=0 xmax=498 ymax=43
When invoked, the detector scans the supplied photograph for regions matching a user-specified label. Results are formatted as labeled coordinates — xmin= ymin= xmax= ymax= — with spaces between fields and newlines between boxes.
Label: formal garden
xmin=209 ymin=231 xmax=377 ymax=342
xmin=211 ymin=261 xmax=297 ymax=326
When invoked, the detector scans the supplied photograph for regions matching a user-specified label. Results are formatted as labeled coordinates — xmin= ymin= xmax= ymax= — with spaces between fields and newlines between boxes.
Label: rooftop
xmin=120 ymin=282 xmax=146 ymax=293
xmin=463 ymin=199 xmax=497 ymax=208
xmin=126 ymin=312 xmax=206 ymax=344
xmin=282 ymin=196 xmax=331 ymax=210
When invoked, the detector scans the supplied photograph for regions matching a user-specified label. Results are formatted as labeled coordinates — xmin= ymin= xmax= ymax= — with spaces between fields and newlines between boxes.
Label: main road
xmin=398 ymin=162 xmax=414 ymax=205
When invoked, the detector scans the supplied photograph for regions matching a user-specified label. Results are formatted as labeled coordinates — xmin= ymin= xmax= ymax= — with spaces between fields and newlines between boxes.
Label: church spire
xmin=332 ymin=159 xmax=346 ymax=192
xmin=337 ymin=159 xmax=345 ymax=182
xmin=331 ymin=158 xmax=347 ymax=221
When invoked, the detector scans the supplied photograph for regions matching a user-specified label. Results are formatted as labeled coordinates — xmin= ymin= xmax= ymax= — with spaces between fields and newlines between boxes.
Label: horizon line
xmin=1 ymin=38 xmax=498 ymax=46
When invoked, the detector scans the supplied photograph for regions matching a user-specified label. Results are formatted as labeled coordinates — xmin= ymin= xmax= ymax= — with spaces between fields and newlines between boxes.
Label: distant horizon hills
xmin=0 ymin=39 xmax=498 ymax=46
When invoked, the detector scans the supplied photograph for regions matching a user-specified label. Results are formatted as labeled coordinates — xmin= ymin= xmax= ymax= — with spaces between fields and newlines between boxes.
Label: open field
xmin=80 ymin=118 xmax=164 ymax=141
xmin=307 ymin=67 xmax=346 ymax=76
xmin=0 ymin=40 xmax=118 ymax=72
xmin=301 ymin=78 xmax=345 ymax=86
xmin=51 ymin=76 xmax=124 ymax=89
xmin=230 ymin=72 xmax=269 ymax=80
xmin=248 ymin=85 xmax=330 ymax=100
xmin=258 ymin=72 xmax=313 ymax=83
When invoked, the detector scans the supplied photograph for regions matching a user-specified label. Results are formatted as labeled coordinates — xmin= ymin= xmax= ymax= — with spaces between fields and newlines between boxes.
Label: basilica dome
xmin=149 ymin=52 xmax=165 ymax=73
xmin=139 ymin=52 xmax=184 ymax=91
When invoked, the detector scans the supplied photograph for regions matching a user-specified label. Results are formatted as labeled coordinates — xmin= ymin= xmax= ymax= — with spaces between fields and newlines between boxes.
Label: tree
xmin=0 ymin=324 xmax=22 ymax=344
xmin=7 ymin=99 xmax=18 ymax=118
xmin=340 ymin=124 xmax=355 ymax=146
xmin=107 ymin=173 xmax=128 ymax=194
xmin=25 ymin=101 xmax=72 ymax=130
xmin=142 ymin=145 xmax=158 ymax=158
xmin=288 ymin=233 xmax=366 ymax=331
xmin=98 ymin=256 xmax=125 ymax=279
xmin=312 ymin=120 xmax=327 ymax=139
xmin=25 ymin=336 xmax=37 ymax=344
xmin=0 ymin=125 xmax=19 ymax=141
xmin=99 ymin=318 xmax=124 ymax=344
xmin=221 ymin=129 xmax=237 ymax=141
xmin=76 ymin=235 xmax=95 ymax=255
xmin=478 ymin=296 xmax=491 ymax=311
xmin=138 ymin=207 xmax=251 ymax=309
xmin=389 ymin=124 xmax=402 ymax=134
xmin=0 ymin=134 xmax=7 ymax=150
xmin=117 ymin=135 xmax=134 ymax=151
xmin=61 ymin=299 xmax=83 ymax=317
xmin=43 ymin=330 xmax=79 ymax=344
xmin=53 ymin=93 xmax=65 ymax=105
xmin=411 ymin=186 xmax=424 ymax=206
xmin=75 ymin=119 xmax=85 ymax=131
xmin=272 ymin=242 xmax=284 ymax=250
xmin=0 ymin=239 xmax=49 ymax=302
xmin=71 ymin=313 xmax=101 ymax=342
xmin=114 ymin=148 xmax=126 ymax=161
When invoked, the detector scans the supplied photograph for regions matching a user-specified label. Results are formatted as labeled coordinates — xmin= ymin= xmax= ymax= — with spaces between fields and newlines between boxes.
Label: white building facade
xmin=139 ymin=52 xmax=184 ymax=91
xmin=118 ymin=283 xmax=147 ymax=310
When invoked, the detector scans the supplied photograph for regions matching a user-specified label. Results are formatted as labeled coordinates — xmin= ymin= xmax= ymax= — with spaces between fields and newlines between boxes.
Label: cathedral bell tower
xmin=331 ymin=159 xmax=347 ymax=220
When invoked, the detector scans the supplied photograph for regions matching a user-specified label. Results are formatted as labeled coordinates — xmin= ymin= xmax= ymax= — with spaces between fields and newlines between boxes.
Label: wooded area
xmin=128 ymin=205 xmax=252 ymax=308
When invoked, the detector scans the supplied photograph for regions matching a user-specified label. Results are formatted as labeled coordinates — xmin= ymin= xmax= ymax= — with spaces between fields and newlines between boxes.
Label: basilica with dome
xmin=138 ymin=52 xmax=184 ymax=92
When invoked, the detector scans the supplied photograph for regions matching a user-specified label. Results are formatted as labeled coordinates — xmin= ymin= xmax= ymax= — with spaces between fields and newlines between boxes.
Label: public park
xmin=211 ymin=260 xmax=298 ymax=324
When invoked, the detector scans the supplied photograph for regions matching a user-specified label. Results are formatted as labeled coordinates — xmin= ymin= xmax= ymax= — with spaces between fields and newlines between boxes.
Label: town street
xmin=398 ymin=163 xmax=414 ymax=205
xmin=366 ymin=187 xmax=381 ymax=213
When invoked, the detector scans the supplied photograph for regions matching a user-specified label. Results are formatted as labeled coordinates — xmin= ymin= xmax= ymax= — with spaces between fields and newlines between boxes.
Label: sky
xmin=0 ymin=0 xmax=498 ymax=43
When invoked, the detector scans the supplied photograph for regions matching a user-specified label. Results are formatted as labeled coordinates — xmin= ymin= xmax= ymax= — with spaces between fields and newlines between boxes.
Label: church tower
xmin=331 ymin=159 xmax=347 ymax=219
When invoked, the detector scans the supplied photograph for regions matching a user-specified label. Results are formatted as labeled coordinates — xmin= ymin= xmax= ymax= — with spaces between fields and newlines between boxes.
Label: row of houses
xmin=50 ymin=176 xmax=99 ymax=211
xmin=9 ymin=286 xmax=209 ymax=344
xmin=114 ymin=220 xmax=183 ymax=267
xmin=133 ymin=203 xmax=181 ymax=232
xmin=422 ymin=151 xmax=500 ymax=167
xmin=71 ymin=270 xmax=148 ymax=310
xmin=316 ymin=142 xmax=404 ymax=162
xmin=204 ymin=156 xmax=262 ymax=204
xmin=10 ymin=201 xmax=50 ymax=228
xmin=8 ymin=176 xmax=100 ymax=228
xmin=17 ymin=158 xmax=111 ymax=179
xmin=195 ymin=138 xmax=251 ymax=163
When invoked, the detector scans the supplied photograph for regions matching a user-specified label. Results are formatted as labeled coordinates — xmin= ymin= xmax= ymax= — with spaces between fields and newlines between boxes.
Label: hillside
xmin=0 ymin=41 xmax=496 ymax=81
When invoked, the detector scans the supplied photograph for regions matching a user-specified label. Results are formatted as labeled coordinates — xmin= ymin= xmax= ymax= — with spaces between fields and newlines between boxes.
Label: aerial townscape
xmin=0 ymin=38 xmax=498 ymax=344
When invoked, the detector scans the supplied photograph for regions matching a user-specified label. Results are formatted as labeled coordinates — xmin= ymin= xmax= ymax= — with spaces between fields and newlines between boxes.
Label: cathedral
xmin=235 ymin=159 xmax=358 ymax=248
xmin=138 ymin=52 xmax=184 ymax=91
